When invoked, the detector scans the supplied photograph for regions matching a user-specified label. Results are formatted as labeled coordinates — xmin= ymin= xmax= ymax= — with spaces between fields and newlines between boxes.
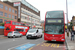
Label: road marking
xmin=8 ymin=42 xmax=30 ymax=50
xmin=15 ymin=43 xmax=35 ymax=50
xmin=44 ymin=43 xmax=50 ymax=47
xmin=40 ymin=43 xmax=60 ymax=48
xmin=36 ymin=44 xmax=40 ymax=46
xmin=29 ymin=47 xmax=33 ymax=50
xmin=51 ymin=44 xmax=56 ymax=47
xmin=41 ymin=43 xmax=51 ymax=47
xmin=57 ymin=44 xmax=59 ymax=48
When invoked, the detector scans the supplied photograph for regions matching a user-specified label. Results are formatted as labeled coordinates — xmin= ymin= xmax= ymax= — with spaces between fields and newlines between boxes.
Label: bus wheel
xmin=13 ymin=35 xmax=15 ymax=38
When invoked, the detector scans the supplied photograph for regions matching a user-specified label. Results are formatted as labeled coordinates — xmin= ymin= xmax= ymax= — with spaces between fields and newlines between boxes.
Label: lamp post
xmin=66 ymin=0 xmax=68 ymax=29
xmin=31 ymin=16 xmax=32 ymax=29
xmin=66 ymin=0 xmax=69 ymax=37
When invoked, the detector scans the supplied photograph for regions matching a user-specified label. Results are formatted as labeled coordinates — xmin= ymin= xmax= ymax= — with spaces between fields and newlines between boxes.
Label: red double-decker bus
xmin=44 ymin=10 xmax=65 ymax=42
xmin=4 ymin=21 xmax=29 ymax=36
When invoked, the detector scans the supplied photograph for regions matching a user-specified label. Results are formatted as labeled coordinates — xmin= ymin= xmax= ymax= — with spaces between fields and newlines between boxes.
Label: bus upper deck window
xmin=12 ymin=22 xmax=15 ymax=25
xmin=19 ymin=23 xmax=21 ymax=25
xmin=23 ymin=24 xmax=25 ymax=26
xmin=16 ymin=23 xmax=18 ymax=25
xmin=6 ymin=21 xmax=10 ymax=24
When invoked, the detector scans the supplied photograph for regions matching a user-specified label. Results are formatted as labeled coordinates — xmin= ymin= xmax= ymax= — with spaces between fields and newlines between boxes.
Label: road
xmin=0 ymin=35 xmax=67 ymax=50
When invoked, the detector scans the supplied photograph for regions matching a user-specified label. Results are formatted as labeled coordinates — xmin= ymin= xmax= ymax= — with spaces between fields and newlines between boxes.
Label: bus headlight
xmin=61 ymin=39 xmax=64 ymax=40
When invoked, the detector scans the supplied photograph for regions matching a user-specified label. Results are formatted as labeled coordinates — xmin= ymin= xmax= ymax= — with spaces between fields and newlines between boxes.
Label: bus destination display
xmin=47 ymin=19 xmax=62 ymax=23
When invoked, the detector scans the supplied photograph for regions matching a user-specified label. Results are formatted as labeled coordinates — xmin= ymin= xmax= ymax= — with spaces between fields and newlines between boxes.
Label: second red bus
xmin=4 ymin=21 xmax=29 ymax=36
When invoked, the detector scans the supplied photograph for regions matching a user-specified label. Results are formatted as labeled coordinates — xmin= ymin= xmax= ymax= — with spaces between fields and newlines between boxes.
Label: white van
xmin=26 ymin=29 xmax=43 ymax=39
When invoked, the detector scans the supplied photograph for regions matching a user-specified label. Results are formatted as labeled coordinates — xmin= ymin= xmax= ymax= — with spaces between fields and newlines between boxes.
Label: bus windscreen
xmin=45 ymin=25 xmax=64 ymax=34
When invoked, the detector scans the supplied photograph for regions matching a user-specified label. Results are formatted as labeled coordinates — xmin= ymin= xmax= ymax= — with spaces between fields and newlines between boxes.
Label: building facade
xmin=21 ymin=0 xmax=41 ymax=28
xmin=2 ymin=0 xmax=41 ymax=28
xmin=40 ymin=20 xmax=44 ymax=29
xmin=0 ymin=1 xmax=18 ymax=23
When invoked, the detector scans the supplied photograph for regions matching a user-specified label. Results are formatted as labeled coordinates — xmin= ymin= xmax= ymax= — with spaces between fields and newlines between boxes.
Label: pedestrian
xmin=71 ymin=30 xmax=74 ymax=41
xmin=67 ymin=29 xmax=69 ymax=37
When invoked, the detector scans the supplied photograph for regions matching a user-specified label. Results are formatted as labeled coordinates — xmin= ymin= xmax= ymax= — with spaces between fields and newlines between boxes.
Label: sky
xmin=26 ymin=0 xmax=75 ymax=23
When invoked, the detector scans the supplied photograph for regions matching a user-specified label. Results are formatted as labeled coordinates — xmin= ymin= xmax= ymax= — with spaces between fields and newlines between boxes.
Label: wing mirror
xmin=36 ymin=30 xmax=38 ymax=33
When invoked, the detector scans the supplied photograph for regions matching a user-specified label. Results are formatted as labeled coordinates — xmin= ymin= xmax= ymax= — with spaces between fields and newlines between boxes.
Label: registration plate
xmin=28 ymin=36 xmax=31 ymax=37
xmin=51 ymin=40 xmax=56 ymax=41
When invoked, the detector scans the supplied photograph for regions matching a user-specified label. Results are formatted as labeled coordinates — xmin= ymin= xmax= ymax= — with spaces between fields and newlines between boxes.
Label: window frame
xmin=0 ymin=19 xmax=3 ymax=23
xmin=4 ymin=13 xmax=7 ymax=17
xmin=0 ymin=4 xmax=3 ymax=9
xmin=15 ymin=16 xmax=17 ymax=19
xmin=12 ymin=9 xmax=14 ymax=13
xmin=5 ymin=6 xmax=8 ymax=10
xmin=0 ymin=11 xmax=3 ymax=16
xmin=9 ymin=14 xmax=11 ymax=18
xmin=9 ymin=8 xmax=11 ymax=12
xmin=12 ymin=15 xmax=14 ymax=19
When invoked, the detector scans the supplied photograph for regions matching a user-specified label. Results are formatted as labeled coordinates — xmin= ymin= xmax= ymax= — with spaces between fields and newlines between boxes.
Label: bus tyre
xmin=13 ymin=35 xmax=15 ymax=38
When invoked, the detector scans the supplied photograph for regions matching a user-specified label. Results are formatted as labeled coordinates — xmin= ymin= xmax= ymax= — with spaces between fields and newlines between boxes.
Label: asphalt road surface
xmin=0 ymin=36 xmax=67 ymax=50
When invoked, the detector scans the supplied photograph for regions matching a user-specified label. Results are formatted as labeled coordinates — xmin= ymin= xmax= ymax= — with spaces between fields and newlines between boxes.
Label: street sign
xmin=13 ymin=2 xmax=21 ymax=6
xmin=13 ymin=2 xmax=21 ymax=18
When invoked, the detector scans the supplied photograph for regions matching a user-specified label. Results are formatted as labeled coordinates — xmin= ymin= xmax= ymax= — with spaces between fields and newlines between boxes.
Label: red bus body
xmin=44 ymin=10 xmax=65 ymax=42
xmin=4 ymin=21 xmax=29 ymax=36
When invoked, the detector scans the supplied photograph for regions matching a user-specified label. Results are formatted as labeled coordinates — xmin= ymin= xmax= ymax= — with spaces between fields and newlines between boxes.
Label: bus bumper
xmin=44 ymin=37 xmax=65 ymax=42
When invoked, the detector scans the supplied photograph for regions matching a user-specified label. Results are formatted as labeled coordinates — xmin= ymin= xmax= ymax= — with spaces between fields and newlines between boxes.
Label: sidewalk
xmin=65 ymin=32 xmax=75 ymax=50
xmin=0 ymin=35 xmax=7 ymax=39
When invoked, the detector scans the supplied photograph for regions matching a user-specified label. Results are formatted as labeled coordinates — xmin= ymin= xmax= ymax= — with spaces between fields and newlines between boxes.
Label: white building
xmin=2 ymin=0 xmax=42 ymax=28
